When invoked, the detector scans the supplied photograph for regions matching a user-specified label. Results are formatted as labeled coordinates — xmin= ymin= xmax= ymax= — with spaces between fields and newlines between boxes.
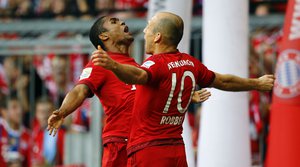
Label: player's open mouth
xmin=124 ymin=26 xmax=129 ymax=33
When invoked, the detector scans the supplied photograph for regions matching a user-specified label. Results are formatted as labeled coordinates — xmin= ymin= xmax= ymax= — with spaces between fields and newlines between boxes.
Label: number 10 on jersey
xmin=163 ymin=71 xmax=196 ymax=114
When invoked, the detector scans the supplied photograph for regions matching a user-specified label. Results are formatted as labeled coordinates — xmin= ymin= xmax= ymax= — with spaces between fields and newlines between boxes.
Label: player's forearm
xmin=112 ymin=62 xmax=148 ymax=84
xmin=212 ymin=73 xmax=259 ymax=91
xmin=58 ymin=85 xmax=90 ymax=118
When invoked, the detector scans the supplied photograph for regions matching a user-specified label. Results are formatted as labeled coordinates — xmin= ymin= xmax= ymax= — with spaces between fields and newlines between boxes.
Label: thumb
xmin=98 ymin=45 xmax=104 ymax=52
xmin=52 ymin=110 xmax=60 ymax=115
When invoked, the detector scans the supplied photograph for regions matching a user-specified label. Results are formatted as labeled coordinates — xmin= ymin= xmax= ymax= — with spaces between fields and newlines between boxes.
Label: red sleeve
xmin=77 ymin=61 xmax=106 ymax=94
xmin=139 ymin=57 xmax=162 ymax=85
xmin=196 ymin=61 xmax=215 ymax=88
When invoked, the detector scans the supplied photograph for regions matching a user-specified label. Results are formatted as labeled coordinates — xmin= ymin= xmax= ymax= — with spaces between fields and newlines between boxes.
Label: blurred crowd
xmin=0 ymin=0 xmax=149 ymax=21
xmin=0 ymin=52 xmax=91 ymax=167
xmin=249 ymin=26 xmax=281 ymax=165
xmin=250 ymin=0 xmax=287 ymax=16
xmin=0 ymin=0 xmax=287 ymax=21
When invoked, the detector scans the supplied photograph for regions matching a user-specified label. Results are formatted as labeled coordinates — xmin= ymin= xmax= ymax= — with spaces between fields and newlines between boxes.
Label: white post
xmin=148 ymin=0 xmax=195 ymax=166
xmin=198 ymin=0 xmax=251 ymax=167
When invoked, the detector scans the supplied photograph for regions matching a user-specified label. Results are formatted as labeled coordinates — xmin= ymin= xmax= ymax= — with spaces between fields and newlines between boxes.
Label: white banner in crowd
xmin=198 ymin=0 xmax=251 ymax=167
xmin=147 ymin=0 xmax=195 ymax=167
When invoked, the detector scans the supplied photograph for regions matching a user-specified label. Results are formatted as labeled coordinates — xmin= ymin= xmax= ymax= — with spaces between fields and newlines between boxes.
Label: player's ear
xmin=154 ymin=32 xmax=161 ymax=43
xmin=99 ymin=33 xmax=109 ymax=41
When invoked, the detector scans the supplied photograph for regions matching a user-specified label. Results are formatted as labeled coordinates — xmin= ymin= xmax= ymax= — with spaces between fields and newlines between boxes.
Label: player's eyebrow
xmin=110 ymin=18 xmax=119 ymax=22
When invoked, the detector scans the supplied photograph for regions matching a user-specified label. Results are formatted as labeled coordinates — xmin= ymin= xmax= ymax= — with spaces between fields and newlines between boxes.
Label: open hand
xmin=192 ymin=89 xmax=211 ymax=103
xmin=47 ymin=110 xmax=64 ymax=137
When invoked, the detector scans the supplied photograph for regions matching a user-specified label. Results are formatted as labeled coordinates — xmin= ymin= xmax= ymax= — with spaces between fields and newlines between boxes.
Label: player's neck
xmin=153 ymin=44 xmax=177 ymax=55
xmin=106 ymin=44 xmax=130 ymax=55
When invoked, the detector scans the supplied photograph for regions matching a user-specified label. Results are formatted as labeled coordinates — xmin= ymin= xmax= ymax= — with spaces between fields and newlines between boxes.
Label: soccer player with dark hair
xmin=47 ymin=16 xmax=137 ymax=167
xmin=91 ymin=12 xmax=275 ymax=167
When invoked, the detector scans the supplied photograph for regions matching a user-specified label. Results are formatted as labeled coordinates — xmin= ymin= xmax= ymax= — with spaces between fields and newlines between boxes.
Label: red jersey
xmin=77 ymin=52 xmax=138 ymax=144
xmin=127 ymin=51 xmax=215 ymax=155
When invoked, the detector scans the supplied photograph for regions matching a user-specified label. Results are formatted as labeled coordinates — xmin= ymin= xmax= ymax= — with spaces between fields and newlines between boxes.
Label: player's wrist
xmin=56 ymin=109 xmax=66 ymax=119
xmin=252 ymin=78 xmax=261 ymax=91
xmin=112 ymin=61 xmax=119 ymax=71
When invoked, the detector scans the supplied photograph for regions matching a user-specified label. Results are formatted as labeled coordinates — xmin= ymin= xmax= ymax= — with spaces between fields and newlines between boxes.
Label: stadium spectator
xmin=48 ymin=55 xmax=72 ymax=107
xmin=0 ymin=96 xmax=31 ymax=167
xmin=91 ymin=12 xmax=275 ymax=166
xmin=113 ymin=0 xmax=148 ymax=18
xmin=50 ymin=0 xmax=69 ymax=20
xmin=0 ymin=100 xmax=7 ymax=166
xmin=250 ymin=27 xmax=280 ymax=164
xmin=31 ymin=0 xmax=52 ymax=18
xmin=0 ymin=0 xmax=288 ymax=20
xmin=3 ymin=56 xmax=47 ymax=128
xmin=73 ymin=0 xmax=93 ymax=19
xmin=250 ymin=0 xmax=287 ymax=15
xmin=46 ymin=55 xmax=90 ymax=132
xmin=0 ymin=0 xmax=31 ymax=19
xmin=95 ymin=0 xmax=114 ymax=15
xmin=31 ymin=97 xmax=65 ymax=167
xmin=0 ymin=63 xmax=8 ymax=100
xmin=3 ymin=56 xmax=31 ymax=124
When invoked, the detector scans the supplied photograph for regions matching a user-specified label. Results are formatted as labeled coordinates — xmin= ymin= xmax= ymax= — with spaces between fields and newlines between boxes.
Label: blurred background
xmin=0 ymin=0 xmax=287 ymax=167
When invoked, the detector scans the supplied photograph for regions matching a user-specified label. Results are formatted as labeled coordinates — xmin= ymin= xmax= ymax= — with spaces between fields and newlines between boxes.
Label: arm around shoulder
xmin=113 ymin=62 xmax=149 ymax=85
xmin=91 ymin=46 xmax=149 ymax=84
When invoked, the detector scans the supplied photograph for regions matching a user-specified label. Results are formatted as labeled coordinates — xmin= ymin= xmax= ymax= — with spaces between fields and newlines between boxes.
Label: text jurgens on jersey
xmin=168 ymin=60 xmax=195 ymax=70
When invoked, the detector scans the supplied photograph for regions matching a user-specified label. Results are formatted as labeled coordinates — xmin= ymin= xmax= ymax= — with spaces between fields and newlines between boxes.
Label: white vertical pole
xmin=148 ymin=0 xmax=195 ymax=166
xmin=198 ymin=0 xmax=251 ymax=167
xmin=90 ymin=97 xmax=102 ymax=167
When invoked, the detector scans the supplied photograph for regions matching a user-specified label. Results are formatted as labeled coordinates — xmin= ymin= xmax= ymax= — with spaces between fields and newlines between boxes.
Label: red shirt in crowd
xmin=0 ymin=119 xmax=31 ymax=167
xmin=77 ymin=52 xmax=139 ymax=144
xmin=30 ymin=125 xmax=65 ymax=166
xmin=127 ymin=51 xmax=215 ymax=155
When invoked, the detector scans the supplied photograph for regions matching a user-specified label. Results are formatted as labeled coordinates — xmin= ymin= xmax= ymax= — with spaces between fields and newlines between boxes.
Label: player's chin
xmin=145 ymin=51 xmax=151 ymax=55
xmin=127 ymin=36 xmax=134 ymax=42
xmin=145 ymin=49 xmax=152 ymax=55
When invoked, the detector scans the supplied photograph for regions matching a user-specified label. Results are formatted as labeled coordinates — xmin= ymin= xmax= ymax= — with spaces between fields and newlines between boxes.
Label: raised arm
xmin=47 ymin=84 xmax=91 ymax=136
xmin=91 ymin=45 xmax=148 ymax=84
xmin=210 ymin=72 xmax=275 ymax=92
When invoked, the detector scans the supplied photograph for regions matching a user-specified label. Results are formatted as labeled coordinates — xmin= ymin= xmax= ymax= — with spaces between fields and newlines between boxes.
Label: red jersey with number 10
xmin=127 ymin=51 xmax=215 ymax=155
xmin=77 ymin=52 xmax=138 ymax=144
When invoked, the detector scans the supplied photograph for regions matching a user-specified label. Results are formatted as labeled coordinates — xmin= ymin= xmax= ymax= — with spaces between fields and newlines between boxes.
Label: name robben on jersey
xmin=160 ymin=115 xmax=184 ymax=125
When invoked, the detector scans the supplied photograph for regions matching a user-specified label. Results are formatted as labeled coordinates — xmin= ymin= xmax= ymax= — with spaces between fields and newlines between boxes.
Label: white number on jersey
xmin=163 ymin=71 xmax=196 ymax=114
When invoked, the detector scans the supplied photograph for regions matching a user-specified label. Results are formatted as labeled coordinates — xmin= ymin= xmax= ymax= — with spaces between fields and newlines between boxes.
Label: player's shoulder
xmin=83 ymin=60 xmax=107 ymax=72
xmin=79 ymin=61 xmax=107 ymax=80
